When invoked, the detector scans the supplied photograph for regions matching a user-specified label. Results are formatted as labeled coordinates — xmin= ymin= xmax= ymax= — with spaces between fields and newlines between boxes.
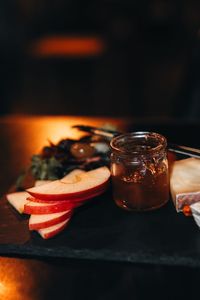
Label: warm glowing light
xmin=0 ymin=257 xmax=47 ymax=300
xmin=0 ymin=282 xmax=6 ymax=295
xmin=5 ymin=115 xmax=128 ymax=153
xmin=30 ymin=36 xmax=105 ymax=58
xmin=2 ymin=115 xmax=130 ymax=175
xmin=0 ymin=258 xmax=31 ymax=300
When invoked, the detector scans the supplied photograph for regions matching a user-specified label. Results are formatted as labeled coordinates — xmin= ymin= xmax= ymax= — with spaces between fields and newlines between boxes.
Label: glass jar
xmin=110 ymin=132 xmax=169 ymax=211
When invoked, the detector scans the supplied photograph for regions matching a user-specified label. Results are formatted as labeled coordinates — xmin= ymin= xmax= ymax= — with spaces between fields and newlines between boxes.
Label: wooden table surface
xmin=1 ymin=115 xmax=200 ymax=300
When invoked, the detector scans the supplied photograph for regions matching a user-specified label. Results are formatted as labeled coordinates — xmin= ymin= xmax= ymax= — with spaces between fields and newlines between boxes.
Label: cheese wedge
xmin=170 ymin=158 xmax=200 ymax=211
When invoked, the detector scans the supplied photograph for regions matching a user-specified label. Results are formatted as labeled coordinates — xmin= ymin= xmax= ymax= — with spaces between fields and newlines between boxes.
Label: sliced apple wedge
xmin=34 ymin=180 xmax=52 ymax=187
xmin=34 ymin=170 xmax=85 ymax=188
xmin=29 ymin=210 xmax=73 ymax=230
xmin=24 ymin=199 xmax=81 ymax=215
xmin=6 ymin=179 xmax=54 ymax=213
xmin=26 ymin=183 xmax=107 ymax=203
xmin=37 ymin=218 xmax=71 ymax=239
xmin=27 ymin=166 xmax=110 ymax=201
xmin=62 ymin=169 xmax=86 ymax=179
xmin=26 ymin=196 xmax=61 ymax=203
xmin=6 ymin=191 xmax=29 ymax=213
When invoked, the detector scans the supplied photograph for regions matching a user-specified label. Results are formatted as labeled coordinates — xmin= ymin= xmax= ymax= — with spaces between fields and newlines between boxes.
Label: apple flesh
xmin=34 ymin=169 xmax=85 ymax=190
xmin=62 ymin=169 xmax=86 ymax=179
xmin=37 ymin=218 xmax=71 ymax=239
xmin=29 ymin=210 xmax=73 ymax=230
xmin=34 ymin=180 xmax=52 ymax=187
xmin=6 ymin=191 xmax=29 ymax=213
xmin=27 ymin=166 xmax=110 ymax=201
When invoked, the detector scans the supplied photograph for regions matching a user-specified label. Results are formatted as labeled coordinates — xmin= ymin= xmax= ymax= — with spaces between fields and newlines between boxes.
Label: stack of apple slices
xmin=6 ymin=167 xmax=111 ymax=239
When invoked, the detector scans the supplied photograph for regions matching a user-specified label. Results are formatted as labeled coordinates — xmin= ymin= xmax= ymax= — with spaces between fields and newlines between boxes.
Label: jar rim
xmin=110 ymin=131 xmax=167 ymax=155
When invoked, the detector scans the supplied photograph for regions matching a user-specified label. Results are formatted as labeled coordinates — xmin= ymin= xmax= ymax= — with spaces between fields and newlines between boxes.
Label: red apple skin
xmin=25 ymin=182 xmax=108 ymax=215
xmin=27 ymin=181 xmax=109 ymax=203
xmin=27 ymin=180 xmax=110 ymax=201
xmin=27 ymin=166 xmax=110 ymax=201
xmin=24 ymin=200 xmax=80 ymax=215
xmin=37 ymin=218 xmax=71 ymax=239
xmin=29 ymin=210 xmax=73 ymax=230
xmin=26 ymin=196 xmax=77 ymax=204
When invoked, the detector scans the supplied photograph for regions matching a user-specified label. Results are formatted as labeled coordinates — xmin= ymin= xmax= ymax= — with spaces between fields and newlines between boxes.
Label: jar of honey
xmin=110 ymin=132 xmax=169 ymax=211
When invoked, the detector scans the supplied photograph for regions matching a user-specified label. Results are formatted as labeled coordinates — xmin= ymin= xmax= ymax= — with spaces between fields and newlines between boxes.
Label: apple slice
xmin=24 ymin=199 xmax=81 ymax=215
xmin=34 ymin=180 xmax=52 ymax=187
xmin=7 ymin=169 xmax=86 ymax=213
xmin=34 ymin=170 xmax=85 ymax=188
xmin=26 ymin=170 xmax=86 ymax=204
xmin=26 ymin=182 xmax=107 ymax=203
xmin=26 ymin=196 xmax=62 ymax=204
xmin=6 ymin=191 xmax=29 ymax=213
xmin=62 ymin=169 xmax=86 ymax=179
xmin=6 ymin=179 xmax=55 ymax=213
xmin=34 ymin=169 xmax=85 ymax=188
xmin=29 ymin=210 xmax=73 ymax=230
xmin=27 ymin=166 xmax=110 ymax=201
xmin=37 ymin=218 xmax=71 ymax=239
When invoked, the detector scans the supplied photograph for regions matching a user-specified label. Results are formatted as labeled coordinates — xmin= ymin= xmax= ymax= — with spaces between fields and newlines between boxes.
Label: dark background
xmin=0 ymin=0 xmax=200 ymax=120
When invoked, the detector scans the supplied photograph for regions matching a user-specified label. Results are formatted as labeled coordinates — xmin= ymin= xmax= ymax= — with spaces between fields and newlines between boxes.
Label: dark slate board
xmin=0 ymin=188 xmax=200 ymax=267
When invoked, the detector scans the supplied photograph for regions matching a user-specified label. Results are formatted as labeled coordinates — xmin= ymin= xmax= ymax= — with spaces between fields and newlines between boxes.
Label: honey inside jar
xmin=110 ymin=132 xmax=169 ymax=211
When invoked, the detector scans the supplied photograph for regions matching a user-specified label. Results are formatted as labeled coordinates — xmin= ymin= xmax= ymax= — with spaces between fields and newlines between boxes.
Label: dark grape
xmin=70 ymin=143 xmax=95 ymax=159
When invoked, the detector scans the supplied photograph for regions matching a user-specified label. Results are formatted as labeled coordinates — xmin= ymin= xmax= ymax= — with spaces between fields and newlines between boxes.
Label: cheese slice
xmin=170 ymin=158 xmax=200 ymax=211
